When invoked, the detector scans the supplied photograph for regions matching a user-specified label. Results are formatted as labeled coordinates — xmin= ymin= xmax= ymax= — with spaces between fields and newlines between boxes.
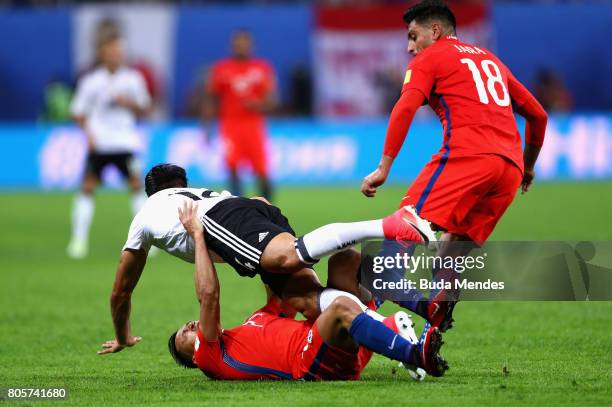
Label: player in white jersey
xmin=67 ymin=29 xmax=151 ymax=259
xmin=100 ymin=164 xmax=440 ymax=354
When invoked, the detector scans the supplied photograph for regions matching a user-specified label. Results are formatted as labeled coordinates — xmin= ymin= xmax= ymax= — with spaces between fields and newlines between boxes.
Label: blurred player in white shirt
xmin=67 ymin=30 xmax=151 ymax=259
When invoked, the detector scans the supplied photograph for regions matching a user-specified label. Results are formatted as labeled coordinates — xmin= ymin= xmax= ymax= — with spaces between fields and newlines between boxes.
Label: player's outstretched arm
xmin=507 ymin=70 xmax=548 ymax=193
xmin=178 ymin=201 xmax=222 ymax=341
xmin=98 ymin=249 xmax=147 ymax=355
xmin=361 ymin=89 xmax=425 ymax=197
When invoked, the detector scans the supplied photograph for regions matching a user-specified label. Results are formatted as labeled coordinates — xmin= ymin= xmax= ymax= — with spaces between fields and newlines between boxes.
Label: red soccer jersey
xmin=193 ymin=299 xmax=310 ymax=380
xmin=402 ymin=36 xmax=533 ymax=172
xmin=208 ymin=58 xmax=275 ymax=126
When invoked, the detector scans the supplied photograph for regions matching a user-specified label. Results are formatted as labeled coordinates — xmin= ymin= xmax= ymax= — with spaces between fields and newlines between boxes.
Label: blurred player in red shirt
xmin=160 ymin=201 xmax=448 ymax=381
xmin=361 ymin=1 xmax=548 ymax=329
xmin=205 ymin=30 xmax=277 ymax=200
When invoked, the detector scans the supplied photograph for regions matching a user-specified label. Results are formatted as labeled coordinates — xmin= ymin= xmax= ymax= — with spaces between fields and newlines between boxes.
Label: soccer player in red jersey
xmin=205 ymin=30 xmax=277 ymax=200
xmin=361 ymin=1 xmax=548 ymax=330
xmin=164 ymin=201 xmax=448 ymax=381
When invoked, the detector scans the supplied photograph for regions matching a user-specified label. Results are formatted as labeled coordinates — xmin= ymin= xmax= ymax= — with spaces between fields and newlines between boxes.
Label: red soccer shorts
xmin=294 ymin=323 xmax=372 ymax=381
xmin=220 ymin=121 xmax=269 ymax=177
xmin=401 ymin=154 xmax=522 ymax=244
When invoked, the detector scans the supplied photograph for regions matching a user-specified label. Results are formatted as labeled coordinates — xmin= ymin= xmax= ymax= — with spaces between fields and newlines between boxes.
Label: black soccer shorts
xmin=84 ymin=152 xmax=139 ymax=180
xmin=203 ymin=197 xmax=296 ymax=296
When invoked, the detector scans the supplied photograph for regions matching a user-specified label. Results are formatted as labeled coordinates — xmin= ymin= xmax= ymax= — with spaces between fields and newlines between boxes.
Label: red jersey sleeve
xmin=382 ymin=90 xmax=425 ymax=158
xmin=401 ymin=54 xmax=435 ymax=100
xmin=193 ymin=329 xmax=222 ymax=377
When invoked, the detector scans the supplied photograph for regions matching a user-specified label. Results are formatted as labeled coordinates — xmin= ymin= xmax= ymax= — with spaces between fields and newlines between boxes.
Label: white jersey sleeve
xmin=122 ymin=212 xmax=152 ymax=253
xmin=132 ymin=72 xmax=151 ymax=110
xmin=70 ymin=76 xmax=94 ymax=117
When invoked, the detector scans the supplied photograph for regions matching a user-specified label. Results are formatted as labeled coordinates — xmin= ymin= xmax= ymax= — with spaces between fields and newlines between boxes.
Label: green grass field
xmin=1 ymin=183 xmax=611 ymax=406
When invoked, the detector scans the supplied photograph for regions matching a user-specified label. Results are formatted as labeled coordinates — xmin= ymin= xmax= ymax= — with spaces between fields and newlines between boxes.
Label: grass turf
xmin=1 ymin=182 xmax=611 ymax=406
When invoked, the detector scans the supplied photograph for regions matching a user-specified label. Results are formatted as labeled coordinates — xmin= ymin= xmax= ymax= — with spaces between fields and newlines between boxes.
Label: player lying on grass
xmin=165 ymin=201 xmax=447 ymax=380
xmin=100 ymin=163 xmax=452 ymax=354
xmin=360 ymin=1 xmax=548 ymax=331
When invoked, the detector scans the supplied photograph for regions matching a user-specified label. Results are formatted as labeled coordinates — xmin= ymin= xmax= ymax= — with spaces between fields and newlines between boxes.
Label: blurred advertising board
xmin=0 ymin=115 xmax=610 ymax=190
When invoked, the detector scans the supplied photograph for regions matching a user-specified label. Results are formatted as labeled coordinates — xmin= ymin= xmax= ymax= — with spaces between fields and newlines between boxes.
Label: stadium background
xmin=1 ymin=1 xmax=611 ymax=406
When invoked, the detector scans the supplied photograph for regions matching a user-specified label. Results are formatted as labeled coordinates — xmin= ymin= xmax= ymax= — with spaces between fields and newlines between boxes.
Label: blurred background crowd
xmin=0 ymin=0 xmax=610 ymax=192
xmin=1 ymin=0 xmax=607 ymax=124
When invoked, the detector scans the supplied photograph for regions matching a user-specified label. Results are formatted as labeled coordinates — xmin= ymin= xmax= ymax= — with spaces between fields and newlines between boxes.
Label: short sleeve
xmin=122 ymin=213 xmax=152 ymax=253
xmin=70 ymin=77 xmax=93 ymax=117
xmin=401 ymin=55 xmax=435 ymax=100
xmin=132 ymin=73 xmax=152 ymax=109
xmin=194 ymin=329 xmax=222 ymax=375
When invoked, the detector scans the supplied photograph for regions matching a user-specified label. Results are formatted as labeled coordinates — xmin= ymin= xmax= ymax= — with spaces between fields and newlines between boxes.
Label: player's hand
xmin=178 ymin=201 xmax=204 ymax=238
xmin=97 ymin=336 xmax=142 ymax=355
xmin=521 ymin=168 xmax=535 ymax=194
xmin=361 ymin=168 xmax=388 ymax=197
xmin=112 ymin=95 xmax=133 ymax=109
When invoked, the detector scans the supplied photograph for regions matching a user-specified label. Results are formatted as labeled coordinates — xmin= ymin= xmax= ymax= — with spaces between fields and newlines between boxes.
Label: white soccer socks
xmin=67 ymin=193 xmax=94 ymax=258
xmin=295 ymin=220 xmax=385 ymax=264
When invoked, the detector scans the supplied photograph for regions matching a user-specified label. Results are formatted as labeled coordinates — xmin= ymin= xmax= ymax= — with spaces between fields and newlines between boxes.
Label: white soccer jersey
xmin=71 ymin=66 xmax=151 ymax=153
xmin=122 ymin=188 xmax=233 ymax=262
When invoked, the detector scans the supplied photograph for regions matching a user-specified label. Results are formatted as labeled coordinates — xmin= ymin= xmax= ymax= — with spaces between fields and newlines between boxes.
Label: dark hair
xmin=144 ymin=164 xmax=187 ymax=197
xmin=403 ymin=1 xmax=456 ymax=33
xmin=95 ymin=19 xmax=122 ymax=49
xmin=168 ymin=331 xmax=197 ymax=369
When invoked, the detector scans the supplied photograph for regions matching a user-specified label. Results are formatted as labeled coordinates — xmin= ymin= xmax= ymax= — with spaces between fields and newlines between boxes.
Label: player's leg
xmin=262 ymin=250 xmax=381 ymax=322
xmin=326 ymin=248 xmax=363 ymax=298
xmin=421 ymin=232 xmax=475 ymax=332
xmin=367 ymin=156 xmax=485 ymax=322
xmin=425 ymin=157 xmax=523 ymax=331
xmin=314 ymin=296 xmax=447 ymax=377
xmin=326 ymin=248 xmax=379 ymax=308
xmin=257 ymin=176 xmax=272 ymax=202
xmin=229 ymin=168 xmax=241 ymax=197
xmin=273 ymin=267 xmax=321 ymax=321
xmin=264 ymin=206 xmax=436 ymax=269
xmin=220 ymin=129 xmax=242 ymax=196
xmin=247 ymin=131 xmax=272 ymax=201
xmin=67 ymin=154 xmax=101 ymax=258
xmin=116 ymin=153 xmax=146 ymax=216
xmin=260 ymin=206 xmax=435 ymax=272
